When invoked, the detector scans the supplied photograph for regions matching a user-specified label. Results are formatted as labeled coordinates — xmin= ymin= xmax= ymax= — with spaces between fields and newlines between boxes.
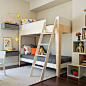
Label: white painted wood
xmin=56 ymin=16 xmax=72 ymax=27
xmin=20 ymin=58 xmax=71 ymax=69
xmin=72 ymin=53 xmax=79 ymax=65
xmin=0 ymin=51 xmax=6 ymax=76
xmin=79 ymin=66 xmax=84 ymax=78
xmin=41 ymin=32 xmax=52 ymax=35
xmin=40 ymin=44 xmax=49 ymax=46
xmin=20 ymin=19 xmax=46 ymax=30
xmin=37 ymin=55 xmax=46 ymax=57
xmin=67 ymin=64 xmax=80 ymax=78
xmin=20 ymin=16 xmax=72 ymax=35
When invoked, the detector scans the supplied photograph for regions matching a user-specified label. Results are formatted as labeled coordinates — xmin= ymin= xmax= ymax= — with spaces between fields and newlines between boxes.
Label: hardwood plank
xmin=31 ymin=73 xmax=86 ymax=86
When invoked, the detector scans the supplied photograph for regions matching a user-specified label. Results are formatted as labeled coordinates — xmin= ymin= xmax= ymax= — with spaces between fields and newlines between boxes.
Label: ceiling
xmin=24 ymin=0 xmax=72 ymax=12
xmin=24 ymin=0 xmax=35 ymax=2
xmin=31 ymin=0 xmax=72 ymax=12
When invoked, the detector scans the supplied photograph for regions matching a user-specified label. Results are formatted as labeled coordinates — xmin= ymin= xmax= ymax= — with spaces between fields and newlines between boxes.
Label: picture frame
xmin=3 ymin=37 xmax=12 ymax=50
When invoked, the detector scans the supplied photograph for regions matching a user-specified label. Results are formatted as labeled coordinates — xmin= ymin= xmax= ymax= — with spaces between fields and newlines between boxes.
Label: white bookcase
xmin=67 ymin=28 xmax=86 ymax=78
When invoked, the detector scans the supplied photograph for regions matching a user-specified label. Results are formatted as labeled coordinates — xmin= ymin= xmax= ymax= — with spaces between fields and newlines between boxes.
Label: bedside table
xmin=6 ymin=51 xmax=19 ymax=57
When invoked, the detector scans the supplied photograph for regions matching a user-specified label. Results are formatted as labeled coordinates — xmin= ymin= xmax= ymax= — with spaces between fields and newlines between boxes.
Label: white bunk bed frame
xmin=19 ymin=16 xmax=72 ymax=77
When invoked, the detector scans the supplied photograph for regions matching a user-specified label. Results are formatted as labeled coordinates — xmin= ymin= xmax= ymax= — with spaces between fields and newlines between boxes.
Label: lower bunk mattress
xmin=21 ymin=55 xmax=72 ymax=64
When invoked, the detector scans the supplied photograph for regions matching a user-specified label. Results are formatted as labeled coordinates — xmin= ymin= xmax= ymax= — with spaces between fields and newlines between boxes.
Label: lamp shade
xmin=17 ymin=13 xmax=21 ymax=18
xmin=15 ymin=36 xmax=19 ymax=41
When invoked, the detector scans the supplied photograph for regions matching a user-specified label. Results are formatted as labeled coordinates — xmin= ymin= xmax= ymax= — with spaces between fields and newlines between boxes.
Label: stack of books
xmin=81 ymin=60 xmax=86 ymax=66
xmin=82 ymin=28 xmax=86 ymax=40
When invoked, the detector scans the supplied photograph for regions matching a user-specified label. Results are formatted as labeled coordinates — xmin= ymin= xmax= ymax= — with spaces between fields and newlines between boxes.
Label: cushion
xmin=21 ymin=19 xmax=37 ymax=25
xmin=23 ymin=45 xmax=31 ymax=55
xmin=31 ymin=48 xmax=40 ymax=55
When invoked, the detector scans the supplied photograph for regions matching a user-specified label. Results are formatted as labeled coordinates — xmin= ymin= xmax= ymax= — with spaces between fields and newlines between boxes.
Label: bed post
xmin=55 ymin=23 xmax=63 ymax=77
xmin=19 ymin=31 xmax=22 ymax=66
xmin=36 ymin=36 xmax=39 ymax=45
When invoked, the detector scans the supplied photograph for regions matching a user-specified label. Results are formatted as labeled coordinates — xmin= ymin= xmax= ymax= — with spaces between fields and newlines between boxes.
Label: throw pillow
xmin=31 ymin=48 xmax=40 ymax=55
xmin=23 ymin=45 xmax=31 ymax=55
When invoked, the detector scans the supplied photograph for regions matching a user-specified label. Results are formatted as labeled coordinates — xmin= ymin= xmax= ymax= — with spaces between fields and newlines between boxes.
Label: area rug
xmin=0 ymin=65 xmax=56 ymax=86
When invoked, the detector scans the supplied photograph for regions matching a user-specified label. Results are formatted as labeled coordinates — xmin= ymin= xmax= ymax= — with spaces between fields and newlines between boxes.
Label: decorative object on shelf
xmin=3 ymin=12 xmax=21 ymax=25
xmin=80 ymin=55 xmax=86 ymax=66
xmin=82 ymin=28 xmax=86 ymax=40
xmin=4 ymin=18 xmax=12 ymax=23
xmin=81 ymin=62 xmax=86 ymax=66
xmin=84 ymin=9 xmax=86 ymax=26
xmin=76 ymin=32 xmax=81 ymax=41
xmin=76 ymin=42 xmax=83 ymax=53
xmin=73 ymin=71 xmax=78 ymax=76
xmin=3 ymin=37 xmax=12 ymax=51
xmin=13 ymin=48 xmax=17 ymax=51
xmin=71 ymin=69 xmax=78 ymax=76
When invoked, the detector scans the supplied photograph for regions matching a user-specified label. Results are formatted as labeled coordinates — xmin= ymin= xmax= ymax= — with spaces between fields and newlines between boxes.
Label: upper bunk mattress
xmin=21 ymin=55 xmax=72 ymax=64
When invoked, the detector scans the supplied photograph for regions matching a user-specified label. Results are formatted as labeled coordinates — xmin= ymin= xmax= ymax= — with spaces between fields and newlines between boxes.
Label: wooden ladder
xmin=30 ymin=19 xmax=57 ymax=81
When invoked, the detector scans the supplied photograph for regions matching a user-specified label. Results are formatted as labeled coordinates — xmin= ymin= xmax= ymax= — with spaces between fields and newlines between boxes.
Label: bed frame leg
xmin=55 ymin=24 xmax=62 ymax=77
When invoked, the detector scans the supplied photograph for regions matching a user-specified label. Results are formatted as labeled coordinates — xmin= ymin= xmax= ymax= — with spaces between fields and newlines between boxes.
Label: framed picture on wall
xmin=3 ymin=37 xmax=12 ymax=50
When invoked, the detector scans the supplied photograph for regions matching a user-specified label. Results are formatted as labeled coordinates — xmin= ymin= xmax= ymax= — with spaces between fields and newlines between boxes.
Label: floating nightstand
xmin=1 ymin=23 xmax=19 ymax=30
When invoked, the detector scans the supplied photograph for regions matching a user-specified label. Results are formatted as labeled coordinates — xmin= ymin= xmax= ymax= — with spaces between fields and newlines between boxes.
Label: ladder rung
xmin=40 ymin=44 xmax=49 ymax=46
xmin=33 ymin=66 xmax=43 ymax=69
xmin=42 ymin=32 xmax=52 ymax=35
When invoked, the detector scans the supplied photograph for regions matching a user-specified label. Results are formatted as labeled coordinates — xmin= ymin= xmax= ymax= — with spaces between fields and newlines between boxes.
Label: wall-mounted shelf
xmin=1 ymin=23 xmax=19 ymax=30
xmin=6 ymin=51 xmax=19 ymax=57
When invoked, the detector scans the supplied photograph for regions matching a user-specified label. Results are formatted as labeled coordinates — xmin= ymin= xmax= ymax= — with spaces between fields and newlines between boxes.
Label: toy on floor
xmin=71 ymin=69 xmax=78 ymax=76
xmin=76 ymin=42 xmax=83 ymax=53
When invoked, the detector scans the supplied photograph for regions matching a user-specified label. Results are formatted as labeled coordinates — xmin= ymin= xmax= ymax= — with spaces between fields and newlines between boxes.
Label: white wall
xmin=37 ymin=1 xmax=72 ymax=25
xmin=37 ymin=1 xmax=72 ymax=56
xmin=72 ymin=0 xmax=86 ymax=76
xmin=0 ymin=0 xmax=37 ymax=66
xmin=42 ymin=35 xmax=72 ymax=56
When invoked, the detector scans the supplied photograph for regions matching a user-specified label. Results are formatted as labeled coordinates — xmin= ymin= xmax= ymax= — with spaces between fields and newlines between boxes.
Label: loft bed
xmin=19 ymin=16 xmax=72 ymax=77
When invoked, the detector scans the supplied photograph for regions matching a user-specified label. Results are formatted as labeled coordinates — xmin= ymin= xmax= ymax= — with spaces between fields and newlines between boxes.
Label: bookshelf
xmin=67 ymin=30 xmax=86 ymax=78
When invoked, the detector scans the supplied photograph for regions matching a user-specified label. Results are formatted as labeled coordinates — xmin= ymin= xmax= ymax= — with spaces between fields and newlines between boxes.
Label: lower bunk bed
xmin=21 ymin=55 xmax=72 ymax=69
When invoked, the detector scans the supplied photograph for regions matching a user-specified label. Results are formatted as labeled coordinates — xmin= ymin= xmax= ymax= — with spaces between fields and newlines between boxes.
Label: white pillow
xmin=23 ymin=45 xmax=31 ymax=55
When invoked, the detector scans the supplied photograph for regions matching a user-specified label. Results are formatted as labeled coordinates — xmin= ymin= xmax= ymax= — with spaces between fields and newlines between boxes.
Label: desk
xmin=6 ymin=51 xmax=19 ymax=57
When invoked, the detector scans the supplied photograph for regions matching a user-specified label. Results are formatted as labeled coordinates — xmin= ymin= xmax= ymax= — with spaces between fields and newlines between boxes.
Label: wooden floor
xmin=0 ymin=64 xmax=86 ymax=86
xmin=31 ymin=73 xmax=86 ymax=86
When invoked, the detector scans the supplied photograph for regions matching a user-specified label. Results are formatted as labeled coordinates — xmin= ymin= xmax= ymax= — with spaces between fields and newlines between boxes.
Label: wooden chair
xmin=0 ymin=51 xmax=6 ymax=76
